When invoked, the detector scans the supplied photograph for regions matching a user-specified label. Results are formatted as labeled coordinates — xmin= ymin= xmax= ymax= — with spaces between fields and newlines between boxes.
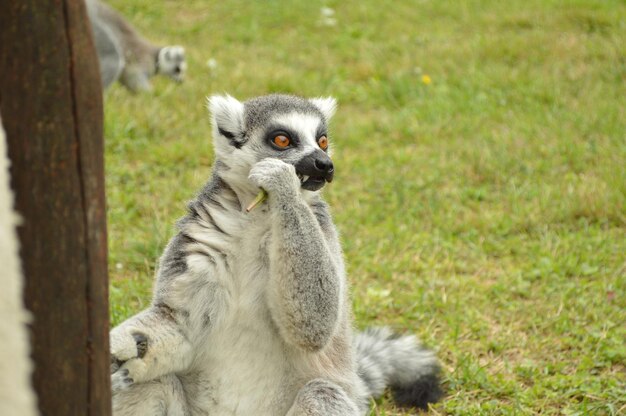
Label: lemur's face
xmin=209 ymin=94 xmax=337 ymax=192
xmin=157 ymin=46 xmax=186 ymax=82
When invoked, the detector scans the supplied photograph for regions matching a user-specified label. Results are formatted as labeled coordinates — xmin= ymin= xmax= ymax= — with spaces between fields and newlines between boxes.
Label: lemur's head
xmin=157 ymin=46 xmax=186 ymax=82
xmin=208 ymin=94 xmax=336 ymax=192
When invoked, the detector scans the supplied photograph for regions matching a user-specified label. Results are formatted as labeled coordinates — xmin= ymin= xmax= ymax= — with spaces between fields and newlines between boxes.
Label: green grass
xmin=105 ymin=0 xmax=626 ymax=414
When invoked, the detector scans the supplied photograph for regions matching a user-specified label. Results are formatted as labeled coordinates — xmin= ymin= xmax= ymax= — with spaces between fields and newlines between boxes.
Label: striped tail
xmin=355 ymin=327 xmax=443 ymax=410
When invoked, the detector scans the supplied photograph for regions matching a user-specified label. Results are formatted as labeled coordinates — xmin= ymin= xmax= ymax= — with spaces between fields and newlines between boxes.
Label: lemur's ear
xmin=208 ymin=95 xmax=246 ymax=148
xmin=310 ymin=97 xmax=337 ymax=121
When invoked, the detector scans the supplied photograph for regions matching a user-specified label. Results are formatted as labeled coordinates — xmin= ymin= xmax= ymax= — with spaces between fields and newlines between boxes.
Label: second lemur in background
xmin=86 ymin=0 xmax=186 ymax=92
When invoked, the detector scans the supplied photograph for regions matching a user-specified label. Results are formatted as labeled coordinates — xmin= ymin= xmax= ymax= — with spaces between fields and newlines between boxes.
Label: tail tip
xmin=391 ymin=371 xmax=443 ymax=410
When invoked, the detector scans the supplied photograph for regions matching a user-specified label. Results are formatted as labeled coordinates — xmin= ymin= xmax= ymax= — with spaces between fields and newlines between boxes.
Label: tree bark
xmin=0 ymin=0 xmax=111 ymax=415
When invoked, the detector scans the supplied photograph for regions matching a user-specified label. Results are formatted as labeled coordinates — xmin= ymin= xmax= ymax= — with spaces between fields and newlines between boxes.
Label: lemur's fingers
xmin=248 ymin=158 xmax=299 ymax=192
xmin=111 ymin=355 xmax=122 ymax=374
xmin=111 ymin=356 xmax=149 ymax=392
xmin=110 ymin=329 xmax=150 ymax=389
xmin=111 ymin=368 xmax=134 ymax=392
xmin=110 ymin=328 xmax=149 ymax=373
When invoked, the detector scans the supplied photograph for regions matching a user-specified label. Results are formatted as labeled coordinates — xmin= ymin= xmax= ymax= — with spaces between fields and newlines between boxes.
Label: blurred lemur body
xmin=86 ymin=0 xmax=186 ymax=92
xmin=110 ymin=94 xmax=442 ymax=415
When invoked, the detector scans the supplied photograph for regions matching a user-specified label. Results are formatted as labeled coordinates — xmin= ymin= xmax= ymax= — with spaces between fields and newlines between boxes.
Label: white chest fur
xmin=183 ymin=212 xmax=299 ymax=415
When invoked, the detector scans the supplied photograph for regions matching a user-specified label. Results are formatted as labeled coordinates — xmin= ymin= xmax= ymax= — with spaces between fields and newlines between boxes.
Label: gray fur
xmin=355 ymin=328 xmax=442 ymax=400
xmin=287 ymin=379 xmax=361 ymax=416
xmin=244 ymin=94 xmax=329 ymax=132
xmin=112 ymin=375 xmax=188 ymax=416
xmin=86 ymin=0 xmax=186 ymax=92
xmin=89 ymin=9 xmax=124 ymax=88
xmin=157 ymin=233 xmax=193 ymax=280
xmin=248 ymin=158 xmax=340 ymax=351
xmin=110 ymin=94 xmax=441 ymax=415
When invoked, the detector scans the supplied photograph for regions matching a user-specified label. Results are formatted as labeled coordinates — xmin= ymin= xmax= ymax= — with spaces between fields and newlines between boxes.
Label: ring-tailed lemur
xmin=110 ymin=94 xmax=443 ymax=415
xmin=86 ymin=0 xmax=186 ymax=92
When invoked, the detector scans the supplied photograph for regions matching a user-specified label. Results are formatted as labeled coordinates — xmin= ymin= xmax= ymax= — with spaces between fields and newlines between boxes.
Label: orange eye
xmin=318 ymin=135 xmax=329 ymax=150
xmin=273 ymin=135 xmax=290 ymax=148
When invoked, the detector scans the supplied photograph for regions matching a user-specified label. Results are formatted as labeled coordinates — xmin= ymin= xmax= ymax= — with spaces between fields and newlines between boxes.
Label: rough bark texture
xmin=0 ymin=1 xmax=111 ymax=415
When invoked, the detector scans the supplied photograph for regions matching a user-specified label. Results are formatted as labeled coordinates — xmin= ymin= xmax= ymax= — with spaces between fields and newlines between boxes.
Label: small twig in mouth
xmin=246 ymin=189 xmax=268 ymax=212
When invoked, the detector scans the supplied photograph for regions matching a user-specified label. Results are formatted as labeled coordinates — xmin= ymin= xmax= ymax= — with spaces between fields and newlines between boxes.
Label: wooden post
xmin=0 ymin=1 xmax=111 ymax=415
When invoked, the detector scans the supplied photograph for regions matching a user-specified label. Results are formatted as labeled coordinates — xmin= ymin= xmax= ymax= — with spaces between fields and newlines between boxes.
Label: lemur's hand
xmin=249 ymin=158 xmax=300 ymax=196
xmin=110 ymin=328 xmax=149 ymax=392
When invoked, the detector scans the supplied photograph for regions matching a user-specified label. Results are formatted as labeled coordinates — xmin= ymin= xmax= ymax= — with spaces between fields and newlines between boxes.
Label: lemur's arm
xmin=249 ymin=159 xmax=342 ymax=351
xmin=110 ymin=305 xmax=193 ymax=391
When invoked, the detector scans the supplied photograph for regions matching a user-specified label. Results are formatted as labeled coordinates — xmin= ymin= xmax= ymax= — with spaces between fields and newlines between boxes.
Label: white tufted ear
xmin=207 ymin=95 xmax=246 ymax=148
xmin=309 ymin=97 xmax=337 ymax=121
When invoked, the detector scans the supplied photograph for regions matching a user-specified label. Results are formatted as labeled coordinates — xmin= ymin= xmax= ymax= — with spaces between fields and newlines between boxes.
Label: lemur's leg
xmin=286 ymin=379 xmax=361 ymax=416
xmin=111 ymin=306 xmax=193 ymax=391
xmin=119 ymin=66 xmax=152 ymax=92
xmin=112 ymin=374 xmax=188 ymax=416
xmin=249 ymin=159 xmax=342 ymax=351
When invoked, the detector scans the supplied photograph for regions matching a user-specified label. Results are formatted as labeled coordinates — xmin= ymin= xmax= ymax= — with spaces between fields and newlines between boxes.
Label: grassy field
xmin=104 ymin=0 xmax=626 ymax=414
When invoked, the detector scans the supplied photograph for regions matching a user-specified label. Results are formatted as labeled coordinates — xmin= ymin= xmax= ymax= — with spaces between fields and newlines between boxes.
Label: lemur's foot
xmin=111 ymin=368 xmax=134 ymax=391
xmin=110 ymin=331 xmax=148 ymax=392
